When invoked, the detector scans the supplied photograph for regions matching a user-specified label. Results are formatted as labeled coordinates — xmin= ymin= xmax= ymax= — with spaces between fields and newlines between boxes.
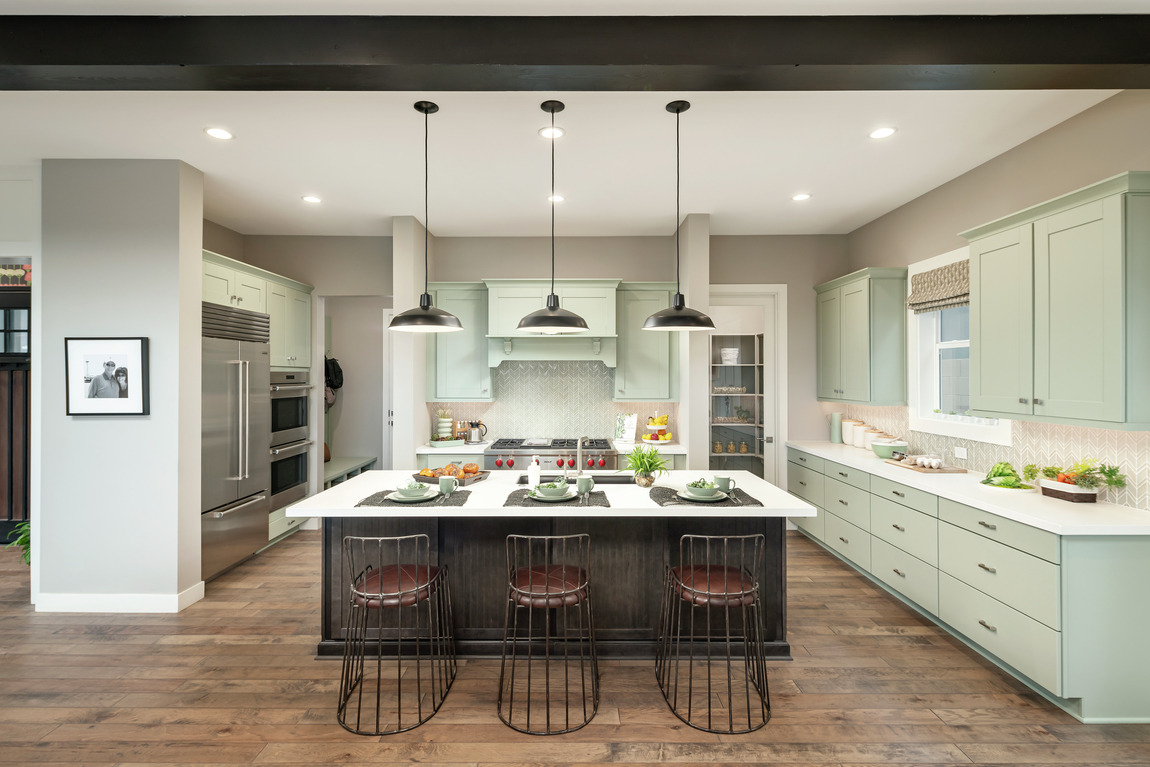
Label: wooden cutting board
xmin=884 ymin=459 xmax=967 ymax=474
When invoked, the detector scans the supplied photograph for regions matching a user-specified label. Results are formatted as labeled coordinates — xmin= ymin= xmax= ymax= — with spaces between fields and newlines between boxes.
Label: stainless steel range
xmin=484 ymin=438 xmax=617 ymax=471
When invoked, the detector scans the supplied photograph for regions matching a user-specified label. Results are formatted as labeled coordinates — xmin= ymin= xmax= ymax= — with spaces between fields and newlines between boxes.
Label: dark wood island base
xmin=318 ymin=515 xmax=789 ymax=659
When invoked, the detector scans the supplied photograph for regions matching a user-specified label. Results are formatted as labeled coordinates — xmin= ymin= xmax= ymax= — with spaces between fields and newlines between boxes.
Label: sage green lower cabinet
xmin=793 ymin=504 xmax=824 ymax=541
xmin=871 ymin=495 xmax=938 ymax=567
xmin=787 ymin=461 xmax=823 ymax=507
xmin=824 ymin=512 xmax=870 ymax=571
xmin=870 ymin=538 xmax=938 ymax=615
xmin=824 ymin=460 xmax=869 ymax=492
xmin=416 ymin=453 xmax=477 ymax=470
xmin=939 ymin=522 xmax=1060 ymax=630
xmin=870 ymin=475 xmax=938 ymax=517
xmin=939 ymin=498 xmax=1059 ymax=563
xmin=823 ymin=477 xmax=870 ymax=531
xmin=939 ymin=572 xmax=1062 ymax=696
xmin=427 ymin=284 xmax=492 ymax=402
xmin=786 ymin=447 xmax=823 ymax=474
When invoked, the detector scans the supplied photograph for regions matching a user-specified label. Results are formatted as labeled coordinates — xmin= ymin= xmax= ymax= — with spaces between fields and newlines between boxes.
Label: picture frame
xmin=64 ymin=337 xmax=150 ymax=416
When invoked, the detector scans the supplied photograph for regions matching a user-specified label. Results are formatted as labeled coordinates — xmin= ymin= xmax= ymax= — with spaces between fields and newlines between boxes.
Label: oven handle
xmin=208 ymin=494 xmax=267 ymax=519
xmin=271 ymin=384 xmax=315 ymax=393
xmin=271 ymin=439 xmax=314 ymax=458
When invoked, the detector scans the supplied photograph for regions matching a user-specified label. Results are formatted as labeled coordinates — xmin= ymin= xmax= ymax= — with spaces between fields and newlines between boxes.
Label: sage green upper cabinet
xmin=614 ymin=286 xmax=678 ymax=402
xmin=969 ymin=226 xmax=1034 ymax=416
xmin=486 ymin=283 xmax=546 ymax=337
xmin=268 ymin=281 xmax=313 ymax=370
xmin=962 ymin=172 xmax=1150 ymax=430
xmin=557 ymin=285 xmax=616 ymax=337
xmin=203 ymin=261 xmax=236 ymax=307
xmin=484 ymin=279 xmax=619 ymax=338
xmin=815 ymin=268 xmax=908 ymax=406
xmin=427 ymin=283 xmax=492 ymax=402
xmin=234 ymin=272 xmax=267 ymax=314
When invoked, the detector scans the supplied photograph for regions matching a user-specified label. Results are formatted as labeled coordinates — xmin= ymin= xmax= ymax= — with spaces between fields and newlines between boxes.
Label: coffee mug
xmin=576 ymin=475 xmax=595 ymax=495
xmin=714 ymin=475 xmax=737 ymax=493
xmin=438 ymin=476 xmax=459 ymax=496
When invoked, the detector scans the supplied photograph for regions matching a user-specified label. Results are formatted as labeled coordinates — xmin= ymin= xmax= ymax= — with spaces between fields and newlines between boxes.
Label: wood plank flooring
xmin=2 ymin=530 xmax=1148 ymax=765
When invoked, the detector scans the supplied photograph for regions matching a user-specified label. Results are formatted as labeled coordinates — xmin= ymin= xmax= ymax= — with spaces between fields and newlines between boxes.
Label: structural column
xmin=678 ymin=213 xmax=711 ymax=470
xmin=390 ymin=215 xmax=435 ymax=469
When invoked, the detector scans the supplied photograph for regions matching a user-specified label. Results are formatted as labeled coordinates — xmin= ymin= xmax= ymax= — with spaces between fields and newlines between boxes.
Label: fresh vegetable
xmin=535 ymin=481 xmax=567 ymax=490
xmin=1025 ymin=459 xmax=1127 ymax=492
xmin=981 ymin=462 xmax=1033 ymax=490
xmin=403 ymin=480 xmax=426 ymax=490
xmin=687 ymin=478 xmax=716 ymax=489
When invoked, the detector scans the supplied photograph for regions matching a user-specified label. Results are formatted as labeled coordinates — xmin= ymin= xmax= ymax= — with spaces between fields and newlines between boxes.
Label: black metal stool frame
xmin=338 ymin=533 xmax=457 ymax=735
xmin=497 ymin=533 xmax=599 ymax=735
xmin=655 ymin=533 xmax=771 ymax=734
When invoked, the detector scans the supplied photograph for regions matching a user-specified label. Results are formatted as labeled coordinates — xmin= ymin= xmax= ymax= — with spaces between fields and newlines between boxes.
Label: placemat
xmin=649 ymin=487 xmax=763 ymax=508
xmin=504 ymin=489 xmax=611 ymax=508
xmin=356 ymin=490 xmax=472 ymax=508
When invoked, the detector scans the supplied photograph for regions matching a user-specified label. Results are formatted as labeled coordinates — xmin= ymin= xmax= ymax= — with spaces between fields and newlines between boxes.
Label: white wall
xmin=39 ymin=159 xmax=203 ymax=612
xmin=0 ymin=166 xmax=40 ymax=601
xmin=433 ymin=236 xmax=673 ymax=282
xmin=325 ymin=296 xmax=391 ymax=463
xmin=243 ymin=235 xmax=392 ymax=297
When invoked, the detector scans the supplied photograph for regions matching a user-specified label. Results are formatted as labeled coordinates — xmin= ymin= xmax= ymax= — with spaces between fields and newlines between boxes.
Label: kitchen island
xmin=289 ymin=470 xmax=814 ymax=658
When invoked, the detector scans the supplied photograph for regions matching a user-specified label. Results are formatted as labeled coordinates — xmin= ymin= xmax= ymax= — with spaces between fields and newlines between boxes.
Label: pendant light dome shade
xmin=643 ymin=100 xmax=715 ymax=332
xmin=390 ymin=101 xmax=464 ymax=333
xmin=517 ymin=100 xmax=588 ymax=335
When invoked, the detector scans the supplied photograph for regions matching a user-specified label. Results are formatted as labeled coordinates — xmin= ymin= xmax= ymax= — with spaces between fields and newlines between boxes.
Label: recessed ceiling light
xmin=302 ymin=196 xmax=322 ymax=204
xmin=539 ymin=126 xmax=565 ymax=139
xmin=547 ymin=195 xmax=564 ymax=202
xmin=204 ymin=127 xmax=234 ymax=140
xmin=792 ymin=193 xmax=812 ymax=201
xmin=869 ymin=127 xmax=897 ymax=139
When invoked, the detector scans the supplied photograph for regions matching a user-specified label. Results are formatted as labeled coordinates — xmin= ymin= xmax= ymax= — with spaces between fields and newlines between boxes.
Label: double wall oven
xmin=269 ymin=371 xmax=313 ymax=510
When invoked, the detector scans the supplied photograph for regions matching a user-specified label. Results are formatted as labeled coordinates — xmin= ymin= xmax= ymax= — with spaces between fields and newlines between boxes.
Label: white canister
xmin=863 ymin=429 xmax=884 ymax=450
xmin=852 ymin=424 xmax=870 ymax=448
xmin=841 ymin=420 xmax=863 ymax=445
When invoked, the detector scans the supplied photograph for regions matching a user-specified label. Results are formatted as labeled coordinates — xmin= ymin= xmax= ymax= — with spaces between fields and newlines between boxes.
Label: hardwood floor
xmin=2 ymin=530 xmax=1148 ymax=765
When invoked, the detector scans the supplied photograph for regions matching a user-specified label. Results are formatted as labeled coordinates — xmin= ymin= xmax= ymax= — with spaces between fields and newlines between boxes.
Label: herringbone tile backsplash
xmin=429 ymin=361 xmax=679 ymax=440
xmin=844 ymin=405 xmax=1150 ymax=511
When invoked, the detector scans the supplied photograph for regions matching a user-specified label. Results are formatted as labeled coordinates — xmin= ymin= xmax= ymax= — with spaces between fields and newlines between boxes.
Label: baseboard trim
xmin=36 ymin=581 xmax=205 ymax=613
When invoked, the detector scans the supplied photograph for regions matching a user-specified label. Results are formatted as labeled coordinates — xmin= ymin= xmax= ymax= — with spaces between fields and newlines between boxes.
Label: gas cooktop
xmin=488 ymin=438 xmax=612 ymax=452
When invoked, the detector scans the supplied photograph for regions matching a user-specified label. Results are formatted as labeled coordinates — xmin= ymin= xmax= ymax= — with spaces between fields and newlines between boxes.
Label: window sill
xmin=910 ymin=412 xmax=1013 ymax=447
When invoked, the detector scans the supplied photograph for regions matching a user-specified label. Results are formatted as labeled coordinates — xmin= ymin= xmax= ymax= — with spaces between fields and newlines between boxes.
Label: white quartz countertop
xmin=612 ymin=440 xmax=687 ymax=455
xmin=288 ymin=469 xmax=814 ymax=519
xmin=415 ymin=441 xmax=490 ymax=455
xmin=786 ymin=441 xmax=1150 ymax=536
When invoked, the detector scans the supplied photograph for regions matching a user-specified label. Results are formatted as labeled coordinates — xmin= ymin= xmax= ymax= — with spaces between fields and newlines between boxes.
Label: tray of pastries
xmin=415 ymin=462 xmax=489 ymax=485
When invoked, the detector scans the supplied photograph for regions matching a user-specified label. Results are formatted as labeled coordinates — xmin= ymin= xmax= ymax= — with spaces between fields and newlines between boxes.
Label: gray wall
xmin=848 ymin=90 xmax=1150 ymax=269
xmin=433 ymin=236 xmax=674 ymax=283
xmin=203 ymin=219 xmax=244 ymax=261
xmin=325 ymin=296 xmax=390 ymax=464
xmin=711 ymin=235 xmax=851 ymax=441
xmin=41 ymin=159 xmax=202 ymax=603
xmin=243 ymin=235 xmax=392 ymax=297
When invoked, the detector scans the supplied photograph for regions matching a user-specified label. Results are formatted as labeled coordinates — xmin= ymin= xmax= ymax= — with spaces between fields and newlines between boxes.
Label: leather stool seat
xmin=353 ymin=564 xmax=440 ymax=609
xmin=671 ymin=565 xmax=756 ymax=607
xmin=509 ymin=565 xmax=587 ymax=608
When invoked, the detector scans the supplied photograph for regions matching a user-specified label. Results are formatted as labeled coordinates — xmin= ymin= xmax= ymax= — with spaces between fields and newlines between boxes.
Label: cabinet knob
xmin=230 ymin=295 xmax=237 ymax=301
xmin=1034 ymin=398 xmax=1044 ymax=406
xmin=237 ymin=296 xmax=243 ymax=302
xmin=1019 ymin=397 xmax=1029 ymax=404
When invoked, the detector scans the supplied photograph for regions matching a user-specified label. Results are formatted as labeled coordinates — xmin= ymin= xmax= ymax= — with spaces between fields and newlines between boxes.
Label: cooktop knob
xmin=507 ymin=458 xmax=515 ymax=467
xmin=495 ymin=459 xmax=503 ymax=467
xmin=556 ymin=459 xmax=564 ymax=467
xmin=567 ymin=459 xmax=576 ymax=467
xmin=587 ymin=458 xmax=594 ymax=467
xmin=598 ymin=458 xmax=606 ymax=467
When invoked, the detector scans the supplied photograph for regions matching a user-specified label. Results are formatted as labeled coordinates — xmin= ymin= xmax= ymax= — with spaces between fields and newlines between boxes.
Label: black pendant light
xmin=517 ymin=100 xmax=589 ymax=334
xmin=389 ymin=101 xmax=463 ymax=333
xmin=643 ymin=100 xmax=715 ymax=332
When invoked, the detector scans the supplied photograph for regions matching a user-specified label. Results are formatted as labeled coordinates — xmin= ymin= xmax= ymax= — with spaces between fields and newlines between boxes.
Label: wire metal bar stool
xmin=497 ymin=533 xmax=599 ymax=735
xmin=655 ymin=533 xmax=771 ymax=733
xmin=337 ymin=534 xmax=457 ymax=735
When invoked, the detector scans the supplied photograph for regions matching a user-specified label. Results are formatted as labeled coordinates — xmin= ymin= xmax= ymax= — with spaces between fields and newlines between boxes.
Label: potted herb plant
xmin=621 ymin=444 xmax=670 ymax=488
xmin=1022 ymin=459 xmax=1127 ymax=503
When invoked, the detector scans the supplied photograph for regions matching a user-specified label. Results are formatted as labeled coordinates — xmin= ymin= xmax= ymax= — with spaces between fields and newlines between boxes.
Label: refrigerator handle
xmin=225 ymin=360 xmax=244 ymax=481
xmin=243 ymin=360 xmax=251 ymax=480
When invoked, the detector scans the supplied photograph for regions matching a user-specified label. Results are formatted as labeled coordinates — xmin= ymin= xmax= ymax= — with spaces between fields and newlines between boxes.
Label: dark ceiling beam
xmin=2 ymin=15 xmax=1150 ymax=90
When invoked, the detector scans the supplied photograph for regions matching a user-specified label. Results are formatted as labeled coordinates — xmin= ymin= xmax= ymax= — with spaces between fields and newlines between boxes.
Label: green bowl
xmin=397 ymin=483 xmax=429 ymax=497
xmin=535 ymin=482 xmax=569 ymax=497
xmin=686 ymin=484 xmax=720 ymax=497
xmin=871 ymin=441 xmax=908 ymax=460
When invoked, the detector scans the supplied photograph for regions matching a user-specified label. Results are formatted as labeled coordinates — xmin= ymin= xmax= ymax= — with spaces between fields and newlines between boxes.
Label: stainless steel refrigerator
xmin=202 ymin=303 xmax=271 ymax=581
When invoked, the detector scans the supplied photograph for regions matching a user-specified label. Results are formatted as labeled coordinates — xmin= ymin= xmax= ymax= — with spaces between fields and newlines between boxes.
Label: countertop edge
xmin=785 ymin=441 xmax=1150 ymax=537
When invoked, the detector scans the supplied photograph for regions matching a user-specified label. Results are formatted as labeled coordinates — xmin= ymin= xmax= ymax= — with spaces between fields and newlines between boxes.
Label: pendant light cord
xmin=424 ymin=107 xmax=430 ymax=296
xmin=551 ymin=107 xmax=556 ymax=297
xmin=675 ymin=108 xmax=681 ymax=296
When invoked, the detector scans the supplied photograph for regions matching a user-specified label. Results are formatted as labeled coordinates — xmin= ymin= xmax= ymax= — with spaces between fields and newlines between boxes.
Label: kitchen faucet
xmin=575 ymin=436 xmax=588 ymax=479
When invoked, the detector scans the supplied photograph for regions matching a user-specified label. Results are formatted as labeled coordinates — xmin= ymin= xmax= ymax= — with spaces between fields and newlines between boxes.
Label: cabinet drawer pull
xmin=978 ymin=520 xmax=997 ymax=530
xmin=892 ymin=568 xmax=905 ymax=577
xmin=978 ymin=563 xmax=997 ymax=573
xmin=838 ymin=536 xmax=849 ymax=544
xmin=1034 ymin=398 xmax=1044 ymax=406
xmin=838 ymin=471 xmax=847 ymax=477
xmin=798 ymin=456 xmax=806 ymax=462
xmin=798 ymin=481 xmax=807 ymax=487
xmin=891 ymin=524 xmax=904 ymax=531
xmin=1019 ymin=398 xmax=1029 ymax=405
xmin=838 ymin=499 xmax=848 ymax=506
xmin=892 ymin=490 xmax=905 ymax=498
xmin=979 ymin=619 xmax=997 ymax=632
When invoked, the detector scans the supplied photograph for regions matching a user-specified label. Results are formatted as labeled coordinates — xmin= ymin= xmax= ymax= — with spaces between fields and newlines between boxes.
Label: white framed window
xmin=908 ymin=248 xmax=1012 ymax=446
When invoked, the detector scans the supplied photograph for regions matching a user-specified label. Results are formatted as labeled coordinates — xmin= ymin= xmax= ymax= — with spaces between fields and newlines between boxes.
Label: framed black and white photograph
xmin=65 ymin=337 xmax=149 ymax=416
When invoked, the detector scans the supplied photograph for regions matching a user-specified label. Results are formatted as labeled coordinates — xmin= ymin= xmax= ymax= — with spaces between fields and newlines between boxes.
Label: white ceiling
xmin=2 ymin=0 xmax=1148 ymax=13
xmin=0 ymin=90 xmax=1118 ymax=237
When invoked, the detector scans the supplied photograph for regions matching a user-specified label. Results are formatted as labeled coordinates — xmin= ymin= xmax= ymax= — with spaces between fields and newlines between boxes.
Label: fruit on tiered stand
xmin=643 ymin=413 xmax=673 ymax=442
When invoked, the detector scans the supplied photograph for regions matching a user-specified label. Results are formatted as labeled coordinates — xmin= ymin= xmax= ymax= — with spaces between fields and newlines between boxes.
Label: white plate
xmin=386 ymin=487 xmax=440 ymax=503
xmin=529 ymin=488 xmax=580 ymax=503
xmin=676 ymin=488 xmax=729 ymax=503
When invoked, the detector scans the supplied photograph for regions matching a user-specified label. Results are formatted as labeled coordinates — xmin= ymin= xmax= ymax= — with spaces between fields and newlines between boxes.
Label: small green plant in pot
xmin=5 ymin=521 xmax=29 ymax=565
xmin=621 ymin=445 xmax=670 ymax=488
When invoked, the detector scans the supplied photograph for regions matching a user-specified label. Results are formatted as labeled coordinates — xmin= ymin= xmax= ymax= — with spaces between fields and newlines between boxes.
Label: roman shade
xmin=906 ymin=259 xmax=969 ymax=314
